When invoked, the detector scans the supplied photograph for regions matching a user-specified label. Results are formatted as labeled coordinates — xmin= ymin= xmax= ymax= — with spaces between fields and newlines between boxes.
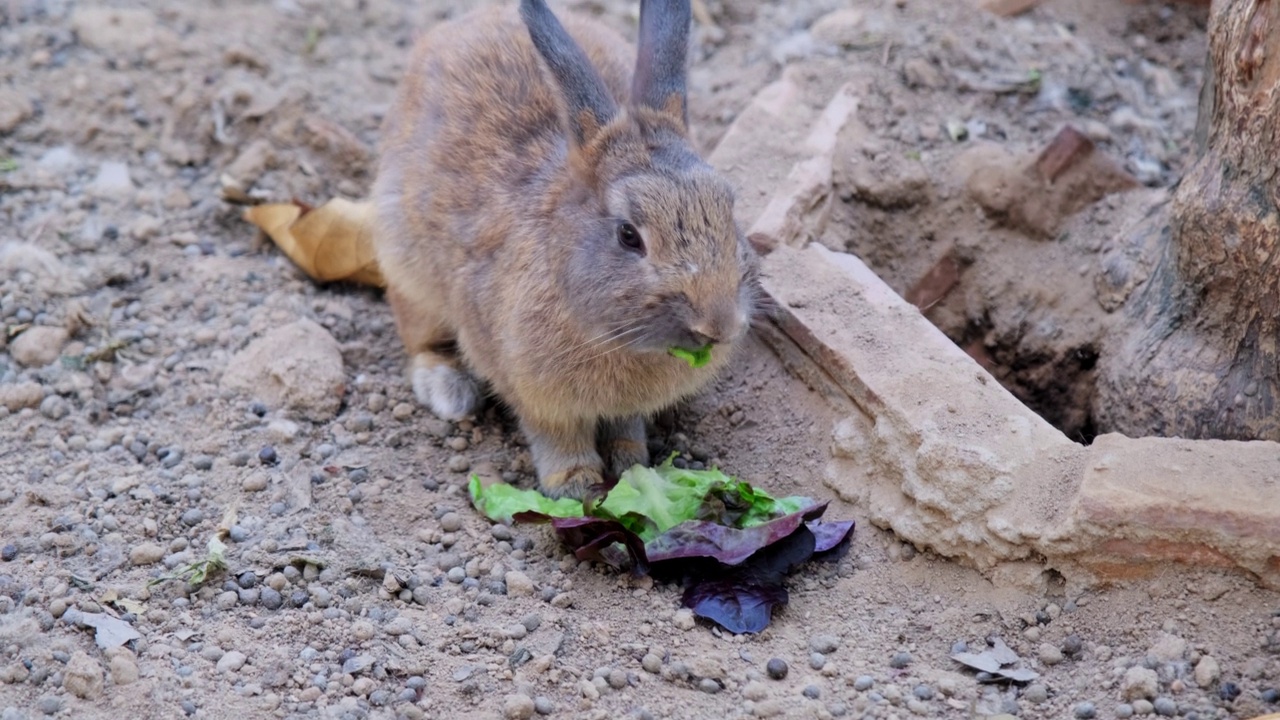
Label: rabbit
xmin=372 ymin=0 xmax=760 ymax=499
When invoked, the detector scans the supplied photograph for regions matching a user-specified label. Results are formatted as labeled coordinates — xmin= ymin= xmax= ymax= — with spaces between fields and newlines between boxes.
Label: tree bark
xmin=1096 ymin=0 xmax=1280 ymax=440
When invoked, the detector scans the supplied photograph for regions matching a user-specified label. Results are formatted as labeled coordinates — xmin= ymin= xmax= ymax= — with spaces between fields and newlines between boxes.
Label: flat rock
xmin=221 ymin=319 xmax=346 ymax=421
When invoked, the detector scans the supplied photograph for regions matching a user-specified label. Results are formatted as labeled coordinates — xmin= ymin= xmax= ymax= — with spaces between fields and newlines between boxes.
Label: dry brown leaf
xmin=244 ymin=198 xmax=385 ymax=287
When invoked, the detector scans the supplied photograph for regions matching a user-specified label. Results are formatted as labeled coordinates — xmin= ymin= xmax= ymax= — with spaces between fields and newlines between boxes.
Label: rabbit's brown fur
xmin=373 ymin=0 xmax=758 ymax=498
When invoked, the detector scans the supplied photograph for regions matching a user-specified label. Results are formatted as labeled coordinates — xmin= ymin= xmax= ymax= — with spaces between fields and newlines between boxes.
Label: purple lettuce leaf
xmin=645 ymin=501 xmax=828 ymax=566
xmin=679 ymin=525 xmax=818 ymax=633
xmin=512 ymin=512 xmax=649 ymax=576
xmin=682 ymin=579 xmax=789 ymax=635
xmin=553 ymin=517 xmax=650 ymax=576
xmin=807 ymin=519 xmax=856 ymax=555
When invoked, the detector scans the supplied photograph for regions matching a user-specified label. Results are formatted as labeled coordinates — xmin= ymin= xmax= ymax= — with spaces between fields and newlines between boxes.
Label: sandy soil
xmin=1 ymin=1 xmax=1278 ymax=719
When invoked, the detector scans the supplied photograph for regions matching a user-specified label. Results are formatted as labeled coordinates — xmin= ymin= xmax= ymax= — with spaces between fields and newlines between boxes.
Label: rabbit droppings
xmin=373 ymin=0 xmax=761 ymax=499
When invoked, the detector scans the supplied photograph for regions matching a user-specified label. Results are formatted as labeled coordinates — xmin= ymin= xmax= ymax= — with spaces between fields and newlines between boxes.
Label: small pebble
xmin=766 ymin=658 xmax=788 ymax=680
xmin=1074 ymin=701 xmax=1097 ymax=719
xmin=1153 ymin=697 xmax=1177 ymax=716
xmin=1038 ymin=643 xmax=1065 ymax=666
xmin=1 ymin=545 xmax=16 ymax=562
xmin=1262 ymin=688 xmax=1280 ymax=704
xmin=913 ymin=684 xmax=934 ymax=701
xmin=258 ymin=446 xmax=278 ymax=465
xmin=1023 ymin=684 xmax=1048 ymax=704
xmin=492 ymin=524 xmax=513 ymax=541
xmin=889 ymin=651 xmax=913 ymax=669
xmin=1133 ymin=699 xmax=1154 ymax=715
xmin=181 ymin=508 xmax=204 ymax=527
xmin=447 ymin=567 xmax=466 ymax=583
xmin=1115 ymin=704 xmax=1135 ymax=719
xmin=505 ymin=571 xmax=535 ymax=597
xmin=642 ymin=654 xmax=662 ymax=674
xmin=803 ymin=685 xmax=821 ymax=699
xmin=503 ymin=694 xmax=536 ymax=720
xmin=698 ymin=678 xmax=721 ymax=694
xmin=853 ymin=676 xmax=874 ymax=692
xmin=259 ymin=587 xmax=283 ymax=610
xmin=534 ymin=696 xmax=554 ymax=715
xmin=447 ymin=455 xmax=470 ymax=473
xmin=809 ymin=652 xmax=826 ymax=670
xmin=440 ymin=512 xmax=463 ymax=532
xmin=1062 ymin=634 xmax=1084 ymax=656
xmin=607 ymin=669 xmax=628 ymax=690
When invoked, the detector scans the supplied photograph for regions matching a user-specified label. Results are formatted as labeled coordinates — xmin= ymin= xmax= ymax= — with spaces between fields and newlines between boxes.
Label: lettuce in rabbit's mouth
xmin=669 ymin=344 xmax=713 ymax=368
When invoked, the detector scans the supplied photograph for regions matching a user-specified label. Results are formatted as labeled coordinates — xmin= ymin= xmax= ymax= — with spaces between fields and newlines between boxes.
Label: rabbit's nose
xmin=688 ymin=323 xmax=722 ymax=346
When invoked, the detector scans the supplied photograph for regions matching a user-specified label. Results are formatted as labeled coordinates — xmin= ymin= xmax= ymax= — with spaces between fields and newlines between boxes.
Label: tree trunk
xmin=1095 ymin=0 xmax=1280 ymax=440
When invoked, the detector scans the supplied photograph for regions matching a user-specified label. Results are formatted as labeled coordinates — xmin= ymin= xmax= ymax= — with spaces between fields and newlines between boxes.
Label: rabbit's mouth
xmin=668 ymin=344 xmax=714 ymax=368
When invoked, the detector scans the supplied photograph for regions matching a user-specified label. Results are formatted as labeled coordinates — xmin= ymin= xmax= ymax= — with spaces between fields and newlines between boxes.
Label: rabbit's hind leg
xmin=387 ymin=286 xmax=480 ymax=421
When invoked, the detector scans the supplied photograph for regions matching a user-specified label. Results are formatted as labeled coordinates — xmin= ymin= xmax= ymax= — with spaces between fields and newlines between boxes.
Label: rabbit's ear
xmin=521 ymin=0 xmax=619 ymax=146
xmin=630 ymin=0 xmax=690 ymax=128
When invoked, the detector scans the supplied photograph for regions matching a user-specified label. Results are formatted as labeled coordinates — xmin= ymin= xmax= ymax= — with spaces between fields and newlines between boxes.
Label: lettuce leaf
xmin=669 ymin=344 xmax=713 ymax=368
xmin=468 ymin=476 xmax=583 ymax=523
xmin=467 ymin=460 xmax=856 ymax=634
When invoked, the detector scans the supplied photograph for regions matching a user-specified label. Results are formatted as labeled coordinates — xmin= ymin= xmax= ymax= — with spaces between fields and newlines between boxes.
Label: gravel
xmin=0 ymin=4 xmax=1257 ymax=720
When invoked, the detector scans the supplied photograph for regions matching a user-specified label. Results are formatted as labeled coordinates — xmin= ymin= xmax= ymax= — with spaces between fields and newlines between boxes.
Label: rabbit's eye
xmin=617 ymin=222 xmax=645 ymax=254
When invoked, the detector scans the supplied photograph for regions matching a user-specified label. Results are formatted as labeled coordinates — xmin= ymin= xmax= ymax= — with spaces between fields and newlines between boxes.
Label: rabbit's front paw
xmin=412 ymin=363 xmax=480 ymax=420
xmin=540 ymin=466 xmax=605 ymax=500
xmin=600 ymin=416 xmax=650 ymax=478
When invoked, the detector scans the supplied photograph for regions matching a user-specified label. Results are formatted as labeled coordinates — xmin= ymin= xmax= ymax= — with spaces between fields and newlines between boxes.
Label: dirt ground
xmin=2 ymin=1 xmax=1279 ymax=719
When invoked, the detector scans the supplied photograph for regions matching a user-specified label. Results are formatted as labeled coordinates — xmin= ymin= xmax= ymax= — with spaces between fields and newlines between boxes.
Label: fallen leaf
xmin=116 ymin=598 xmax=146 ymax=616
xmin=62 ymin=609 xmax=141 ymax=649
xmin=988 ymin=637 xmax=1021 ymax=666
xmin=243 ymin=198 xmax=384 ymax=287
xmin=950 ymin=636 xmax=1040 ymax=683
xmin=950 ymin=651 xmax=1002 ymax=674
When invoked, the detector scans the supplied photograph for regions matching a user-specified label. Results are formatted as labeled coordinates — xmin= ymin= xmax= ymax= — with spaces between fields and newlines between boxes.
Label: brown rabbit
xmin=372 ymin=0 xmax=759 ymax=499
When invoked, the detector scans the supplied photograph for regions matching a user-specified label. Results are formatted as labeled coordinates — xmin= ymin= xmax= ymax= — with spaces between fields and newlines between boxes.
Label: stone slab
xmin=1066 ymin=433 xmax=1280 ymax=585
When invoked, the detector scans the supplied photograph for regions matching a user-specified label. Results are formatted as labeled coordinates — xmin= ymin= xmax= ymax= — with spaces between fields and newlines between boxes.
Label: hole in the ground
xmin=956 ymin=318 xmax=1100 ymax=444
xmin=823 ymin=138 xmax=1118 ymax=444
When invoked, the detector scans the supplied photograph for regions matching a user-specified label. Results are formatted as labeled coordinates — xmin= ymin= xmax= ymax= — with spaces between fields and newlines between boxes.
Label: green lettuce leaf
xmin=669 ymin=344 xmax=713 ymax=368
xmin=468 ymin=475 xmax=583 ymax=524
